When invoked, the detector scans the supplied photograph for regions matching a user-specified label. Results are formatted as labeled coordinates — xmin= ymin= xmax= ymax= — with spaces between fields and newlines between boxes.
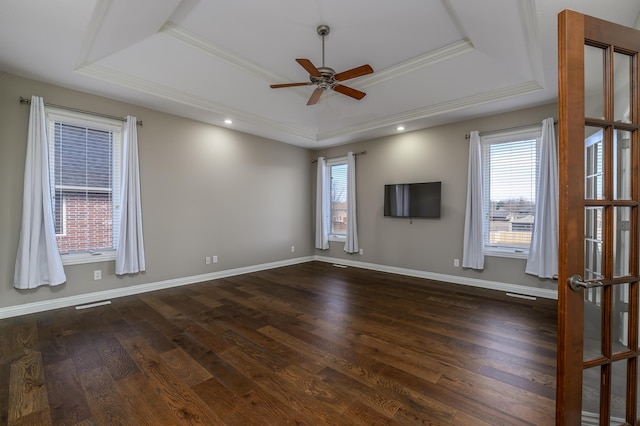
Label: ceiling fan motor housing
xmin=311 ymin=66 xmax=336 ymax=89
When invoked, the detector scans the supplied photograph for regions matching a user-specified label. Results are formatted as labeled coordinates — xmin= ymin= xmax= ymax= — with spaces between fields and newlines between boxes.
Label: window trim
xmin=326 ymin=156 xmax=348 ymax=242
xmin=46 ymin=107 xmax=123 ymax=265
xmin=480 ymin=125 xmax=541 ymax=259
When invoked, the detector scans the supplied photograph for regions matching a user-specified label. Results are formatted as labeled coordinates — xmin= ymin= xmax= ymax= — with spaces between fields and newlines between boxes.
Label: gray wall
xmin=312 ymin=102 xmax=558 ymax=292
xmin=1 ymin=70 xmax=558 ymax=313
xmin=0 ymin=72 xmax=313 ymax=309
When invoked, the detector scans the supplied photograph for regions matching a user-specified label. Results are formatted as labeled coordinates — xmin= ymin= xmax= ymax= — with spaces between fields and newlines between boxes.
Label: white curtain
xmin=14 ymin=96 xmax=66 ymax=289
xmin=344 ymin=152 xmax=359 ymax=253
xmin=526 ymin=118 xmax=558 ymax=278
xmin=462 ymin=131 xmax=484 ymax=269
xmin=115 ymin=116 xmax=146 ymax=275
xmin=315 ymin=157 xmax=329 ymax=250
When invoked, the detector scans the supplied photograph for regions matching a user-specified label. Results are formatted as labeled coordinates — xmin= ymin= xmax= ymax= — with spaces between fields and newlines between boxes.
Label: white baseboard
xmin=0 ymin=256 xmax=313 ymax=319
xmin=313 ymin=255 xmax=558 ymax=300
xmin=0 ymin=255 xmax=556 ymax=319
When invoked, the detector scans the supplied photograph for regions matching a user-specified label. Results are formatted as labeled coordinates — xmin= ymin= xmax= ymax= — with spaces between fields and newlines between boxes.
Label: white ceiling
xmin=2 ymin=0 xmax=640 ymax=149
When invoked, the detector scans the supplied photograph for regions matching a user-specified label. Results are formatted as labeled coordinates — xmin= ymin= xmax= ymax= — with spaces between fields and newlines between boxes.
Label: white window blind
xmin=481 ymin=127 xmax=541 ymax=254
xmin=326 ymin=159 xmax=348 ymax=237
xmin=47 ymin=109 xmax=122 ymax=255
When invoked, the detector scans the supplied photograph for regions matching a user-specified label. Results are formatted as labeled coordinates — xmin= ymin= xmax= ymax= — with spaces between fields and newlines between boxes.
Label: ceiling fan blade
xmin=333 ymin=84 xmax=366 ymax=100
xmin=270 ymin=82 xmax=312 ymax=88
xmin=307 ymin=88 xmax=324 ymax=105
xmin=296 ymin=58 xmax=322 ymax=77
xmin=333 ymin=64 xmax=374 ymax=81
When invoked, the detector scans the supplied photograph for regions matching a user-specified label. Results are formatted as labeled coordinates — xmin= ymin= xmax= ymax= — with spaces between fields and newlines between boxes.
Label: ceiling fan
xmin=270 ymin=25 xmax=374 ymax=106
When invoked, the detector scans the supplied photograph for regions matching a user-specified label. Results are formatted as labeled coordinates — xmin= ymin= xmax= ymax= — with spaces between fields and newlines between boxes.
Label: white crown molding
xmin=518 ymin=0 xmax=545 ymax=87
xmin=318 ymin=38 xmax=474 ymax=104
xmin=74 ymin=20 xmax=541 ymax=146
xmin=76 ymin=61 xmax=542 ymax=145
xmin=159 ymin=23 xmax=289 ymax=84
xmin=318 ymin=79 xmax=544 ymax=141
xmin=161 ymin=23 xmax=476 ymax=107
xmin=75 ymin=63 xmax=317 ymax=141
xmin=75 ymin=0 xmax=112 ymax=69
xmin=161 ymin=23 xmax=474 ymax=92
xmin=350 ymin=39 xmax=474 ymax=89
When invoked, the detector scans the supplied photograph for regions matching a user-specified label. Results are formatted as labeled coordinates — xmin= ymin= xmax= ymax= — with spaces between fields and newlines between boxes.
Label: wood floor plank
xmin=160 ymin=347 xmax=213 ymax=387
xmin=191 ymin=377 xmax=246 ymax=424
xmin=6 ymin=317 xmax=38 ymax=361
xmin=341 ymin=399 xmax=400 ymax=426
xmin=116 ymin=372 xmax=181 ymax=426
xmin=0 ymin=319 xmax=12 ymax=365
xmin=43 ymin=358 xmax=92 ymax=426
xmin=257 ymin=325 xmax=451 ymax=423
xmin=227 ymin=386 xmax=308 ymax=426
xmin=8 ymin=407 xmax=52 ymax=426
xmin=78 ymin=366 xmax=133 ymax=425
xmin=381 ymin=366 xmax=538 ymax=426
xmin=66 ymin=332 xmax=105 ymax=375
xmin=92 ymin=333 xmax=140 ymax=381
xmin=117 ymin=334 xmax=225 ymax=425
xmin=218 ymin=346 xmax=346 ymax=424
xmin=0 ymin=361 xmax=10 ymax=425
xmin=8 ymin=349 xmax=48 ymax=423
xmin=170 ymin=331 xmax=256 ymax=396
xmin=450 ymin=409 xmax=496 ymax=426
xmin=435 ymin=373 xmax=555 ymax=425
xmin=1 ymin=262 xmax=558 ymax=425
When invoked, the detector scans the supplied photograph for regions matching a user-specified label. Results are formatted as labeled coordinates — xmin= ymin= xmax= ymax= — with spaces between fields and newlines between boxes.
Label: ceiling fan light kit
xmin=270 ymin=24 xmax=374 ymax=105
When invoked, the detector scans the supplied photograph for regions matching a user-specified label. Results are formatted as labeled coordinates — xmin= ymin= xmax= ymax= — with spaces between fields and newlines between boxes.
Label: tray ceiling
xmin=1 ymin=0 xmax=639 ymax=148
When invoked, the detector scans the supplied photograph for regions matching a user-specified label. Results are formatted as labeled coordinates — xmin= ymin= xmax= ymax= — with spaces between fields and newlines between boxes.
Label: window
xmin=46 ymin=108 xmax=122 ymax=263
xmin=481 ymin=126 xmax=541 ymax=257
xmin=326 ymin=158 xmax=348 ymax=239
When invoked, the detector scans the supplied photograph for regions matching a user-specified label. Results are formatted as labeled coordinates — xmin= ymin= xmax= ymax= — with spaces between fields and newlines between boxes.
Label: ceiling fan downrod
xmin=317 ymin=24 xmax=330 ymax=68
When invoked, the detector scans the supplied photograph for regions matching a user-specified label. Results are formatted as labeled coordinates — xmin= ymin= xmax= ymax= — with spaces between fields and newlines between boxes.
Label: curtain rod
xmin=464 ymin=119 xmax=557 ymax=139
xmin=19 ymin=96 xmax=143 ymax=126
xmin=311 ymin=150 xmax=366 ymax=163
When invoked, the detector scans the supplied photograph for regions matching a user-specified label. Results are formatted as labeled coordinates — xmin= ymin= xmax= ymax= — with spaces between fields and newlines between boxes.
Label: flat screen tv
xmin=384 ymin=181 xmax=441 ymax=218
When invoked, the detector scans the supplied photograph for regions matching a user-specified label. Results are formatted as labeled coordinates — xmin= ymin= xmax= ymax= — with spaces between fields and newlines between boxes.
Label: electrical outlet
xmin=359 ymin=248 xmax=364 ymax=255
xmin=454 ymin=258 xmax=460 ymax=267
xmin=212 ymin=255 xmax=218 ymax=263
xmin=205 ymin=256 xmax=211 ymax=265
xmin=291 ymin=246 xmax=295 ymax=253
xmin=93 ymin=270 xmax=102 ymax=280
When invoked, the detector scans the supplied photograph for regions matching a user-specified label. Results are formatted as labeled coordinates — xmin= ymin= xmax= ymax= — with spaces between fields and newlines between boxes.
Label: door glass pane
xmin=584 ymin=286 xmax=603 ymax=360
xmin=585 ymin=207 xmax=604 ymax=280
xmin=585 ymin=45 xmax=605 ymax=120
xmin=585 ymin=127 xmax=604 ymax=200
xmin=611 ymin=361 xmax=627 ymax=423
xmin=613 ymin=283 xmax=630 ymax=353
xmin=613 ymin=207 xmax=631 ymax=278
xmin=614 ymin=129 xmax=632 ymax=200
xmin=614 ymin=52 xmax=632 ymax=123
xmin=582 ymin=366 xmax=601 ymax=423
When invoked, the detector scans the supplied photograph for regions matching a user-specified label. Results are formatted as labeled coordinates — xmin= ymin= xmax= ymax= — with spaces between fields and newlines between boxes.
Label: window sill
xmin=61 ymin=251 xmax=116 ymax=266
xmin=329 ymin=236 xmax=346 ymax=243
xmin=484 ymin=248 xmax=529 ymax=260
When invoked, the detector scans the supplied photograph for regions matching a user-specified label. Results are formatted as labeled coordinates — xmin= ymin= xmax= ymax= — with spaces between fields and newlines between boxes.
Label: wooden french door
xmin=557 ymin=9 xmax=640 ymax=425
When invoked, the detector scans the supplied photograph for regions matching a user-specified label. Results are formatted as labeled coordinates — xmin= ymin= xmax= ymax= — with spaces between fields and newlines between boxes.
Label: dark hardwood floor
xmin=0 ymin=261 xmax=558 ymax=425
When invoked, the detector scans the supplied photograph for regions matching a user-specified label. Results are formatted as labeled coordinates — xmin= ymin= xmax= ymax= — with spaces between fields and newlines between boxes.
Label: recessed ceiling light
xmin=397 ymin=125 xmax=405 ymax=131
xmin=224 ymin=119 xmax=233 ymax=125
